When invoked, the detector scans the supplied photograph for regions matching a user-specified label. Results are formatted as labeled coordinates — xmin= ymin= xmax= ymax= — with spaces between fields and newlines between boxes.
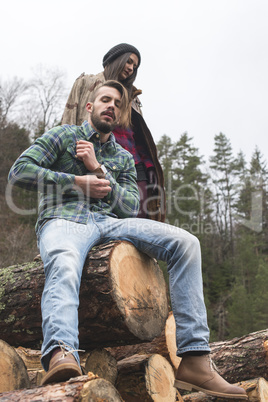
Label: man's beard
xmin=91 ymin=108 xmax=117 ymax=134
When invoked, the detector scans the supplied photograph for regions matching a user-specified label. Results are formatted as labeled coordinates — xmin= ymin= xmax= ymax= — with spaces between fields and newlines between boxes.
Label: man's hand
xmin=74 ymin=175 xmax=111 ymax=198
xmin=76 ymin=140 xmax=99 ymax=171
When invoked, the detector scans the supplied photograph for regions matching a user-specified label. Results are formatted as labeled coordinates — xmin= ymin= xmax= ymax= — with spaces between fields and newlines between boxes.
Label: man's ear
xmin=86 ymin=102 xmax=93 ymax=114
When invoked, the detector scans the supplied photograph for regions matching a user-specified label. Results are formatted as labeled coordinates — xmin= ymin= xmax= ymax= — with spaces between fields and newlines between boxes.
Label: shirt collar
xmin=82 ymin=120 xmax=117 ymax=150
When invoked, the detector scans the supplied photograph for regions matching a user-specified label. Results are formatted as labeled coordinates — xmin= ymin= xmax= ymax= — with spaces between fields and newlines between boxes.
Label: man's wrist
xmin=91 ymin=163 xmax=102 ymax=172
xmin=90 ymin=164 xmax=107 ymax=178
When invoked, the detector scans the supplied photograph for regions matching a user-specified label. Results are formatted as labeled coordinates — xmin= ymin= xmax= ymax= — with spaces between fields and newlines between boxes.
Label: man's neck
xmin=88 ymin=120 xmax=111 ymax=143
xmin=100 ymin=133 xmax=111 ymax=143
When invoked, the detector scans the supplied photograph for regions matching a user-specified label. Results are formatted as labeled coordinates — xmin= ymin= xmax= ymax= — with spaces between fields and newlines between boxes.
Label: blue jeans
xmin=37 ymin=214 xmax=210 ymax=370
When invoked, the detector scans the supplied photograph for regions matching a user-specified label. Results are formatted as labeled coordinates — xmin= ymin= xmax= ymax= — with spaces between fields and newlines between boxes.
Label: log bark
xmin=0 ymin=374 xmax=123 ymax=401
xmin=182 ymin=377 xmax=268 ymax=401
xmin=209 ymin=329 xmax=268 ymax=383
xmin=116 ymin=353 xmax=177 ymax=401
xmin=0 ymin=340 xmax=30 ymax=393
xmin=0 ymin=241 xmax=169 ymax=349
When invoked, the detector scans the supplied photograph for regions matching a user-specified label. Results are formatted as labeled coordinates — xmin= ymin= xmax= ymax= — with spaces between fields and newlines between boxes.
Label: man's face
xmin=87 ymin=86 xmax=122 ymax=134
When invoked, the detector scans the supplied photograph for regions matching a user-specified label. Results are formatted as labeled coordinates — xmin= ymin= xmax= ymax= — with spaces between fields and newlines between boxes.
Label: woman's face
xmin=118 ymin=53 xmax=139 ymax=81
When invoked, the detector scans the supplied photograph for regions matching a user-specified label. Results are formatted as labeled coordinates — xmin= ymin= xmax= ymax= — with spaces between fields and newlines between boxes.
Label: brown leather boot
xmin=174 ymin=354 xmax=248 ymax=399
xmin=41 ymin=347 xmax=82 ymax=385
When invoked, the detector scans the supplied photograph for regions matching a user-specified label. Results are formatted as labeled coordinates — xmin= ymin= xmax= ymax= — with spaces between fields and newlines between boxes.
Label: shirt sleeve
xmin=8 ymin=127 xmax=75 ymax=192
xmin=105 ymin=155 xmax=140 ymax=219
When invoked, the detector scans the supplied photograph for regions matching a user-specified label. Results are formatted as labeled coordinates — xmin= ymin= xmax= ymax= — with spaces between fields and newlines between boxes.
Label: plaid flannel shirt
xmin=8 ymin=121 xmax=140 ymax=233
xmin=112 ymin=126 xmax=154 ymax=169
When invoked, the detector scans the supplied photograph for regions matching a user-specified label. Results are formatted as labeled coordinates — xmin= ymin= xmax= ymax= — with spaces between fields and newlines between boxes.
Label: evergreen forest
xmin=1 ymin=71 xmax=267 ymax=343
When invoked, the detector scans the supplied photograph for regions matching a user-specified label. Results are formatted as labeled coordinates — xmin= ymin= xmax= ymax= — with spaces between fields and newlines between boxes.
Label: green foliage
xmin=157 ymin=133 xmax=268 ymax=342
xmin=158 ymin=132 xmax=212 ymax=236
xmin=0 ymin=118 xmax=38 ymax=269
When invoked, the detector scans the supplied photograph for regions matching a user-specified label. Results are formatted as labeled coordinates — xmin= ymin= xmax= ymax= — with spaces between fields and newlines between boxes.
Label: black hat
xmin=102 ymin=43 xmax=141 ymax=68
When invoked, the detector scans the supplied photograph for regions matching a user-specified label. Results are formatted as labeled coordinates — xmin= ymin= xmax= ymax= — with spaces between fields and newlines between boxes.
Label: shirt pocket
xmin=58 ymin=144 xmax=86 ymax=175
xmin=105 ymin=160 xmax=125 ymax=180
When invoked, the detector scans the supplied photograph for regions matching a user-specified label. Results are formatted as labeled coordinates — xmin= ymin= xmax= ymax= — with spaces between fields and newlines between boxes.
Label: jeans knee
xmin=171 ymin=230 xmax=201 ymax=263
xmin=188 ymin=232 xmax=200 ymax=250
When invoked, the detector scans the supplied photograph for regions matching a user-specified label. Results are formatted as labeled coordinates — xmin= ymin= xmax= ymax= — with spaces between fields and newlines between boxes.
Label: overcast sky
xmin=1 ymin=0 xmax=267 ymax=165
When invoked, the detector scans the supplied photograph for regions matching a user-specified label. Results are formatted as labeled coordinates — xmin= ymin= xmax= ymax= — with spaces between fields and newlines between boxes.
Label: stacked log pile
xmin=0 ymin=240 xmax=268 ymax=400
xmin=0 ymin=241 xmax=177 ymax=401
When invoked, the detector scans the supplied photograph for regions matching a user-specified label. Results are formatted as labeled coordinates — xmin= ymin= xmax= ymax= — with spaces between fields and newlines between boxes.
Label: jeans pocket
xmin=37 ymin=219 xmax=52 ymax=244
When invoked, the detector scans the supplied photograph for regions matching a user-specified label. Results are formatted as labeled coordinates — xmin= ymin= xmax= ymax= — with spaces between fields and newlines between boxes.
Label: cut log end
xmin=145 ymin=354 xmax=177 ymax=401
xmin=165 ymin=312 xmax=181 ymax=370
xmin=116 ymin=353 xmax=177 ymax=401
xmin=0 ymin=340 xmax=30 ymax=393
xmin=84 ymin=348 xmax=118 ymax=385
xmin=110 ymin=241 xmax=169 ymax=341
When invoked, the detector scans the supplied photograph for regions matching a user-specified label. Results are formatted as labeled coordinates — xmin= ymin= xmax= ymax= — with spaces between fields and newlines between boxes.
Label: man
xmin=8 ymin=81 xmax=247 ymax=399
xmin=61 ymin=43 xmax=165 ymax=222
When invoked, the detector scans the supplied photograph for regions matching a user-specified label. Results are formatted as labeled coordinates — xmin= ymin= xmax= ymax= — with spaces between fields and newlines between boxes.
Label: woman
xmin=61 ymin=43 xmax=165 ymax=221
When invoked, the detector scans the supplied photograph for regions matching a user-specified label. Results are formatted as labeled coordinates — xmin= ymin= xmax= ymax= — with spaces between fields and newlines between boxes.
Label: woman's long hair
xmin=104 ymin=52 xmax=139 ymax=127
xmin=103 ymin=52 xmax=138 ymax=98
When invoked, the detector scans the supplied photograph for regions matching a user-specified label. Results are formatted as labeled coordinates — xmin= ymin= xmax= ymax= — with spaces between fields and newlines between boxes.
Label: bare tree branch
xmin=0 ymin=77 xmax=28 ymax=126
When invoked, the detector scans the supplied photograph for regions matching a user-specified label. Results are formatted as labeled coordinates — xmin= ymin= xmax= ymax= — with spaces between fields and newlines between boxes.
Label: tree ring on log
xmin=109 ymin=241 xmax=169 ymax=340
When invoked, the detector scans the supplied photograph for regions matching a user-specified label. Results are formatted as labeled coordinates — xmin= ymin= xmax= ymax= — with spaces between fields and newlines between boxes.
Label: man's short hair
xmin=91 ymin=80 xmax=128 ymax=123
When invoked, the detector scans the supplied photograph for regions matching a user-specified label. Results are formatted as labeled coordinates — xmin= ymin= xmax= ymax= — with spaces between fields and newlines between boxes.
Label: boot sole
xmin=41 ymin=362 xmax=82 ymax=385
xmin=174 ymin=379 xmax=248 ymax=400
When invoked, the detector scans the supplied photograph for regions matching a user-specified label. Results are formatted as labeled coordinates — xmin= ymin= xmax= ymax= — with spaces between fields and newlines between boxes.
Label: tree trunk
xmin=0 ymin=241 xmax=169 ymax=350
xmin=0 ymin=375 xmax=123 ymax=401
xmin=116 ymin=353 xmax=177 ymax=401
xmin=0 ymin=340 xmax=30 ymax=393
xmin=182 ymin=377 xmax=268 ymax=401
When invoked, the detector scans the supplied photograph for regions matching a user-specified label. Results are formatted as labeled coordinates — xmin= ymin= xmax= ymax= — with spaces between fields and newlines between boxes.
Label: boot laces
xmin=57 ymin=340 xmax=85 ymax=361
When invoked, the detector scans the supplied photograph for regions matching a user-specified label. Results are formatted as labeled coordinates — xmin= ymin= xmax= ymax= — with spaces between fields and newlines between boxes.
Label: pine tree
xmin=209 ymin=133 xmax=238 ymax=255
xmin=227 ymin=147 xmax=268 ymax=338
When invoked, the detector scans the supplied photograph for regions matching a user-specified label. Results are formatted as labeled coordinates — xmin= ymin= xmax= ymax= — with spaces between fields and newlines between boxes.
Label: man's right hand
xmin=74 ymin=175 xmax=112 ymax=198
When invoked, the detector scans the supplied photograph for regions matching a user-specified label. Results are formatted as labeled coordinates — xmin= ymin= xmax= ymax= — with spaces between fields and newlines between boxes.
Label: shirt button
xmin=113 ymin=166 xmax=116 ymax=170
xmin=96 ymin=134 xmax=99 ymax=138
